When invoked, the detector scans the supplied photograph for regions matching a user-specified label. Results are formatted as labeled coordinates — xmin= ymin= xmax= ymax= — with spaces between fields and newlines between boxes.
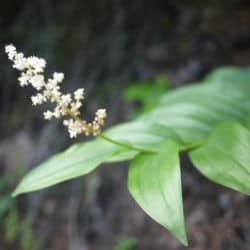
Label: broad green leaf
xmin=190 ymin=122 xmax=250 ymax=195
xmin=128 ymin=140 xmax=187 ymax=245
xmin=13 ymin=121 xmax=178 ymax=196
xmin=204 ymin=67 xmax=250 ymax=85
xmin=13 ymin=139 xmax=136 ymax=196
xmin=138 ymin=70 xmax=250 ymax=143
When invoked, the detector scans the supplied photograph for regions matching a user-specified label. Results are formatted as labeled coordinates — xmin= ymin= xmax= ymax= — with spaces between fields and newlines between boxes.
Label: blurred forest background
xmin=0 ymin=0 xmax=250 ymax=250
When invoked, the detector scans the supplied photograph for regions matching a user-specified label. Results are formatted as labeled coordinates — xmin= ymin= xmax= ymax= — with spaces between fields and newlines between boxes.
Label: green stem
xmin=179 ymin=140 xmax=206 ymax=152
xmin=99 ymin=134 xmax=206 ymax=154
xmin=63 ymin=95 xmax=206 ymax=153
xmin=98 ymin=134 xmax=156 ymax=154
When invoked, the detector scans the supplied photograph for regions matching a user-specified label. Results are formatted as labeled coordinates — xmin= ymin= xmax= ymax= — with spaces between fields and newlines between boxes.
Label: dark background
xmin=0 ymin=0 xmax=250 ymax=249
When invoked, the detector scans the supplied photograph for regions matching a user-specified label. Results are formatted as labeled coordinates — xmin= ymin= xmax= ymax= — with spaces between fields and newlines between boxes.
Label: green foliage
xmin=0 ymin=173 xmax=19 ymax=244
xmin=0 ymin=171 xmax=41 ymax=250
xmin=12 ymin=67 xmax=250 ymax=245
xmin=113 ymin=238 xmax=138 ymax=250
xmin=4 ymin=208 xmax=42 ymax=250
xmin=128 ymin=140 xmax=187 ymax=245
xmin=124 ymin=76 xmax=169 ymax=116
xmin=0 ymin=174 xmax=14 ymax=218
xmin=4 ymin=208 xmax=19 ymax=243
xmin=20 ymin=220 xmax=42 ymax=250
xmin=190 ymin=122 xmax=250 ymax=195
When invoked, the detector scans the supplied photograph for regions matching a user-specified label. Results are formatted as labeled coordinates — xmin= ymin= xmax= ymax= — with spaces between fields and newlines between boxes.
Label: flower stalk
xmin=5 ymin=44 xmax=107 ymax=138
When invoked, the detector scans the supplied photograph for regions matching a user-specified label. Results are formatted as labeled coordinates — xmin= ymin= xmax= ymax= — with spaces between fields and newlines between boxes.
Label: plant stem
xmin=64 ymin=96 xmax=206 ymax=154
xmin=98 ymin=134 xmax=156 ymax=154
xmin=179 ymin=140 xmax=206 ymax=152
xmin=99 ymin=134 xmax=206 ymax=154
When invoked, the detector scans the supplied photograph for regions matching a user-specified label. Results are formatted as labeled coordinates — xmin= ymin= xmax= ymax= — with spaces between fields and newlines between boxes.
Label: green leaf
xmin=204 ymin=67 xmax=250 ymax=85
xmin=128 ymin=140 xmax=187 ymax=245
xmin=113 ymin=238 xmax=138 ymax=250
xmin=13 ymin=139 xmax=135 ymax=196
xmin=13 ymin=119 xmax=180 ymax=196
xmin=109 ymin=68 xmax=250 ymax=148
xmin=124 ymin=76 xmax=169 ymax=115
xmin=13 ymin=121 xmax=179 ymax=196
xmin=138 ymin=67 xmax=250 ymax=144
xmin=190 ymin=122 xmax=250 ymax=195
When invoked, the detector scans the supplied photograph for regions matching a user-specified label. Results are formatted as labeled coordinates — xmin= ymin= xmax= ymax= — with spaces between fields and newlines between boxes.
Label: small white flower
xmin=29 ymin=74 xmax=45 ymax=90
xmin=68 ymin=120 xmax=83 ymax=138
xmin=50 ymin=89 xmax=61 ymax=101
xmin=74 ymin=88 xmax=84 ymax=100
xmin=47 ymin=79 xmax=60 ymax=90
xmin=96 ymin=109 xmax=107 ymax=119
xmin=18 ymin=73 xmax=30 ymax=87
xmin=5 ymin=44 xmax=17 ymax=60
xmin=53 ymin=72 xmax=64 ymax=83
xmin=60 ymin=94 xmax=72 ymax=106
xmin=31 ymin=93 xmax=46 ymax=106
xmin=27 ymin=56 xmax=46 ymax=73
xmin=13 ymin=53 xmax=28 ymax=71
xmin=70 ymin=101 xmax=82 ymax=115
xmin=43 ymin=110 xmax=54 ymax=120
xmin=53 ymin=106 xmax=62 ymax=118
xmin=63 ymin=119 xmax=69 ymax=126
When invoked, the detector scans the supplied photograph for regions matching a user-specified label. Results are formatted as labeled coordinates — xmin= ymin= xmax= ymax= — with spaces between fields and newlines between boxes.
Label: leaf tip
xmin=12 ymin=185 xmax=22 ymax=197
xmin=11 ymin=190 xmax=19 ymax=197
xmin=180 ymin=235 xmax=189 ymax=247
xmin=173 ymin=227 xmax=188 ymax=247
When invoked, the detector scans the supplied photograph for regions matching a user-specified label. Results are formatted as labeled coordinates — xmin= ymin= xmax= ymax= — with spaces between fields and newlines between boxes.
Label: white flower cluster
xmin=5 ymin=44 xmax=107 ymax=138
